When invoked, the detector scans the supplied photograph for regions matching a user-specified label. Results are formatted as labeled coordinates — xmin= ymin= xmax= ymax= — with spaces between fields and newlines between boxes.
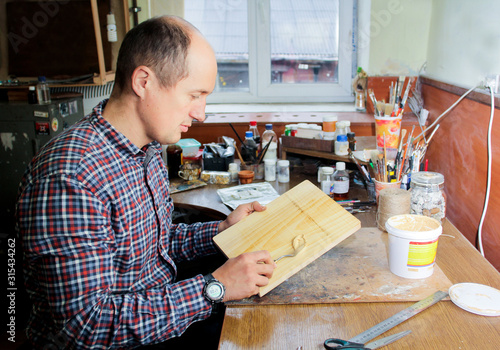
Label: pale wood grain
xmin=213 ymin=180 xmax=361 ymax=296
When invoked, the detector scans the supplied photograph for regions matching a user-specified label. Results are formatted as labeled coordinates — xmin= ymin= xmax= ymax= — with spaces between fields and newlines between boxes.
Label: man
xmin=16 ymin=16 xmax=276 ymax=349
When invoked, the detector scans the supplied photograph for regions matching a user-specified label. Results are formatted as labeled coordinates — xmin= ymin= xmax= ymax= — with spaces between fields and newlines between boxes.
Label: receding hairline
xmin=160 ymin=15 xmax=201 ymax=39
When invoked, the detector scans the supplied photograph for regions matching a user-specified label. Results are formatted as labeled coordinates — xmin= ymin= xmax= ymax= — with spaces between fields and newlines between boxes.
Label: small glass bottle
xmin=262 ymin=124 xmax=278 ymax=160
xmin=277 ymin=160 xmax=290 ymax=183
xmin=333 ymin=162 xmax=349 ymax=200
xmin=36 ymin=76 xmax=51 ymax=104
xmin=28 ymin=86 xmax=37 ymax=104
xmin=166 ymin=144 xmax=183 ymax=179
xmin=228 ymin=163 xmax=239 ymax=182
xmin=321 ymin=166 xmax=334 ymax=195
xmin=355 ymin=89 xmax=366 ymax=111
xmin=347 ymin=132 xmax=356 ymax=151
xmin=249 ymin=121 xmax=261 ymax=149
xmin=335 ymin=134 xmax=349 ymax=156
xmin=410 ymin=171 xmax=446 ymax=222
xmin=241 ymin=131 xmax=258 ymax=164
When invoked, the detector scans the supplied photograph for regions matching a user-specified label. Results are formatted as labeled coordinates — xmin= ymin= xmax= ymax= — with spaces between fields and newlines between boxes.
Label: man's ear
xmin=131 ymin=66 xmax=153 ymax=99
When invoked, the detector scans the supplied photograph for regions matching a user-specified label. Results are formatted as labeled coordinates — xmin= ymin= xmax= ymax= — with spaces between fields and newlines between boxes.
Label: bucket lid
xmin=385 ymin=214 xmax=442 ymax=240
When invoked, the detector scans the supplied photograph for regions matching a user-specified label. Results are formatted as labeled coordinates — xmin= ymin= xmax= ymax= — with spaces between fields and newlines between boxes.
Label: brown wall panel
xmin=421 ymin=81 xmax=500 ymax=271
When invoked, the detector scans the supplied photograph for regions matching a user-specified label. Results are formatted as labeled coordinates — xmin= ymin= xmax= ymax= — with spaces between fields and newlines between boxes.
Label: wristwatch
xmin=202 ymin=273 xmax=225 ymax=304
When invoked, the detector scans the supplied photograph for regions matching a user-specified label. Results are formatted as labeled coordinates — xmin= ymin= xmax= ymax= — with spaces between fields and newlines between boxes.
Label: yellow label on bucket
xmin=407 ymin=239 xmax=439 ymax=267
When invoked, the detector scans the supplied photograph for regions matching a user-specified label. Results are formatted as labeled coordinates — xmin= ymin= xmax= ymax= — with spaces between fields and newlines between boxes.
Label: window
xmin=184 ymin=0 xmax=355 ymax=103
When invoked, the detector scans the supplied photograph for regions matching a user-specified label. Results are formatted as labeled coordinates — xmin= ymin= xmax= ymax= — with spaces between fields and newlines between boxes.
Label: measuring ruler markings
xmin=349 ymin=290 xmax=449 ymax=344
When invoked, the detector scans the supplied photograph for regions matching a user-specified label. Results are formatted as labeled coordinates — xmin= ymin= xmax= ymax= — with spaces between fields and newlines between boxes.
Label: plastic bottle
xmin=347 ymin=132 xmax=356 ymax=151
xmin=334 ymin=121 xmax=347 ymax=140
xmin=322 ymin=115 xmax=337 ymax=133
xmin=345 ymin=121 xmax=352 ymax=134
xmin=261 ymin=124 xmax=278 ymax=160
xmin=323 ymin=116 xmax=337 ymax=140
xmin=28 ymin=86 xmax=37 ymax=104
xmin=333 ymin=162 xmax=349 ymax=200
xmin=335 ymin=134 xmax=349 ymax=156
xmin=241 ymin=131 xmax=258 ymax=163
xmin=249 ymin=121 xmax=261 ymax=150
xmin=36 ymin=76 xmax=51 ymax=104
xmin=321 ymin=166 xmax=334 ymax=195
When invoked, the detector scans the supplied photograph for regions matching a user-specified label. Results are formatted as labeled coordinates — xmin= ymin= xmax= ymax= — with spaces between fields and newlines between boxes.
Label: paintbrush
xmin=257 ymin=136 xmax=273 ymax=164
xmin=376 ymin=101 xmax=384 ymax=116
xmin=397 ymin=76 xmax=405 ymax=103
xmin=368 ymin=89 xmax=377 ymax=112
xmin=401 ymin=77 xmax=414 ymax=108
xmin=398 ymin=126 xmax=414 ymax=180
xmin=348 ymin=149 xmax=370 ymax=183
xmin=394 ymin=129 xmax=407 ymax=174
xmin=234 ymin=144 xmax=245 ymax=164
xmin=229 ymin=123 xmax=247 ymax=149
xmin=370 ymin=150 xmax=382 ymax=181
xmin=378 ymin=153 xmax=386 ymax=182
xmin=383 ymin=131 xmax=387 ymax=164
xmin=385 ymin=103 xmax=394 ymax=117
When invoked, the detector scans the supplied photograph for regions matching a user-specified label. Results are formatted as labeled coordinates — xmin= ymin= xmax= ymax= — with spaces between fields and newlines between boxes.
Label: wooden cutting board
xmin=213 ymin=180 xmax=361 ymax=296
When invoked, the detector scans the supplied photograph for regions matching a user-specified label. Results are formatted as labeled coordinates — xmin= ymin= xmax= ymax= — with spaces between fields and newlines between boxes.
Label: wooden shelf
xmin=281 ymin=136 xmax=376 ymax=165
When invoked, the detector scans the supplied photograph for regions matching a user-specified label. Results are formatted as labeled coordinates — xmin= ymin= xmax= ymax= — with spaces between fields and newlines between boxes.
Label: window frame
xmin=206 ymin=0 xmax=356 ymax=104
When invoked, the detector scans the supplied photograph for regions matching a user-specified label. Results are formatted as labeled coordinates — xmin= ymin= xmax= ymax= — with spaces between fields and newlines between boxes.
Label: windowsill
xmin=201 ymin=103 xmax=420 ymax=127
xmin=205 ymin=103 xmax=357 ymax=114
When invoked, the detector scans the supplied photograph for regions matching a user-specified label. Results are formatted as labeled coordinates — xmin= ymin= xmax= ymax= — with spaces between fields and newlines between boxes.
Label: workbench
xmin=171 ymin=170 xmax=500 ymax=350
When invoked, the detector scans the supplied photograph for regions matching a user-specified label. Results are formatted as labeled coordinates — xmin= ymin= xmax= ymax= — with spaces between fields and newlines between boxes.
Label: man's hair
xmin=113 ymin=15 xmax=197 ymax=94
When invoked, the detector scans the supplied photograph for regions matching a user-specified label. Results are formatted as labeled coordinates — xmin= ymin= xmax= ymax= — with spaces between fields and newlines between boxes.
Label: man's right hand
xmin=212 ymin=250 xmax=276 ymax=301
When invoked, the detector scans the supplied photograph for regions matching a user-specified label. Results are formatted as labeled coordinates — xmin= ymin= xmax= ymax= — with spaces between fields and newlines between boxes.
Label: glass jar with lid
xmin=410 ymin=171 xmax=446 ymax=222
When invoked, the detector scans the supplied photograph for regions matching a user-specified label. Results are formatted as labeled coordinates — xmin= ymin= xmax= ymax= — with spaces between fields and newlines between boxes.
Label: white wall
xmin=365 ymin=0 xmax=500 ymax=89
xmin=425 ymin=0 xmax=500 ymax=89
xmin=365 ymin=0 xmax=432 ymax=76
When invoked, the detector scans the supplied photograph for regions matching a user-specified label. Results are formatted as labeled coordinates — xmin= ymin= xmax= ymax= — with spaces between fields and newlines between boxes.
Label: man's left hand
xmin=218 ymin=201 xmax=266 ymax=233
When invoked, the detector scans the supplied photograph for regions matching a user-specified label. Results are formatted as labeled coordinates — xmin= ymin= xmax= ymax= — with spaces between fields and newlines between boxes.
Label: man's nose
xmin=191 ymin=102 xmax=206 ymax=122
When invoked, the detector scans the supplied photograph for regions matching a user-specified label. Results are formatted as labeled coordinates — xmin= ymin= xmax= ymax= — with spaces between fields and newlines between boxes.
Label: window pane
xmin=270 ymin=0 xmax=339 ymax=84
xmin=184 ymin=0 xmax=249 ymax=92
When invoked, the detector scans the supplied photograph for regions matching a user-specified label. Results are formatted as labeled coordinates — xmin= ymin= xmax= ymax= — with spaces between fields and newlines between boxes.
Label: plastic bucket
xmin=385 ymin=214 xmax=442 ymax=279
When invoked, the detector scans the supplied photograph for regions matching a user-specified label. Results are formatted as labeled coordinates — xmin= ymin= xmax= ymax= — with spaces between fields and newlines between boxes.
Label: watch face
xmin=207 ymin=283 xmax=224 ymax=299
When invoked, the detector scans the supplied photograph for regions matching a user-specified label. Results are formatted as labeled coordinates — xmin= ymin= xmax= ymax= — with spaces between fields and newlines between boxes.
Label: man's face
xmin=141 ymin=34 xmax=217 ymax=145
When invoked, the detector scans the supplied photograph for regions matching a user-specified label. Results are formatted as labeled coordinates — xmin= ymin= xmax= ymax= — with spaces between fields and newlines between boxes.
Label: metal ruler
xmin=349 ymin=291 xmax=449 ymax=344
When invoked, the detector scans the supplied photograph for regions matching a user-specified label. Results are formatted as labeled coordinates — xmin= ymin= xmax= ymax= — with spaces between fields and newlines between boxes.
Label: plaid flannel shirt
xmin=16 ymin=100 xmax=220 ymax=349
